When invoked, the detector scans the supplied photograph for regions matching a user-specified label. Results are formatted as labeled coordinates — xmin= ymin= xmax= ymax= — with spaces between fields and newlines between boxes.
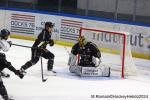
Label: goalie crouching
xmin=68 ymin=36 xmax=110 ymax=77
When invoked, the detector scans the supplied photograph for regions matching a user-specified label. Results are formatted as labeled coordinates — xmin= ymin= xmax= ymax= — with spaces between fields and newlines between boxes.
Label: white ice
xmin=1 ymin=38 xmax=150 ymax=100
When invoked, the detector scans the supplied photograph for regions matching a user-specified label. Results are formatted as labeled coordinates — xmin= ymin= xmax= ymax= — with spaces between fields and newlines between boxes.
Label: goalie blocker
xmin=68 ymin=36 xmax=110 ymax=77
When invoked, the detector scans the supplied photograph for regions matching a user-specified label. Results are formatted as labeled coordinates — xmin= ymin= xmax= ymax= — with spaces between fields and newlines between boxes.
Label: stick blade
xmin=42 ymin=79 xmax=47 ymax=82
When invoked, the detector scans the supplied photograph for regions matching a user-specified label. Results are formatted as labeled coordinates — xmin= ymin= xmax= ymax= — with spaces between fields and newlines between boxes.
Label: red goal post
xmin=79 ymin=27 xmax=137 ymax=78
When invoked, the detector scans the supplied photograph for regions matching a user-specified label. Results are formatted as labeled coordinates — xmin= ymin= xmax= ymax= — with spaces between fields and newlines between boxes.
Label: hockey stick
xmin=12 ymin=43 xmax=32 ymax=48
xmin=13 ymin=43 xmax=47 ymax=82
xmin=64 ymin=46 xmax=70 ymax=55
xmin=40 ymin=56 xmax=47 ymax=82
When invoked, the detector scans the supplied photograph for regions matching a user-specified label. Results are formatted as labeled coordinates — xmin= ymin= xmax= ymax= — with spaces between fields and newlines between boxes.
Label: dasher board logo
xmin=11 ymin=13 xmax=35 ymax=34
xmin=60 ymin=19 xmax=83 ymax=42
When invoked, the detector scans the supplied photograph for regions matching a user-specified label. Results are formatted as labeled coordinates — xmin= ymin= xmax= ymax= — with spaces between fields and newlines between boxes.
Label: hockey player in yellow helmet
xmin=78 ymin=36 xmax=87 ymax=47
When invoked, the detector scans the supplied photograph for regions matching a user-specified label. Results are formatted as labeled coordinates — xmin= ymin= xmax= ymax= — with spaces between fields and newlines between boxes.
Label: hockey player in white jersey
xmin=68 ymin=36 xmax=110 ymax=77
xmin=0 ymin=29 xmax=23 ymax=100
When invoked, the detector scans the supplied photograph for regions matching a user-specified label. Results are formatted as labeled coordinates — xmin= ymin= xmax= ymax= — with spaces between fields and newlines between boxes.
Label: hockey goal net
xmin=79 ymin=27 xmax=137 ymax=78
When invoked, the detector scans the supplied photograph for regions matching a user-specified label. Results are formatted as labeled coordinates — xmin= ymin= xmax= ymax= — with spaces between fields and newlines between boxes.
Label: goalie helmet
xmin=78 ymin=36 xmax=87 ymax=47
xmin=0 ymin=29 xmax=10 ymax=39
xmin=45 ymin=22 xmax=54 ymax=28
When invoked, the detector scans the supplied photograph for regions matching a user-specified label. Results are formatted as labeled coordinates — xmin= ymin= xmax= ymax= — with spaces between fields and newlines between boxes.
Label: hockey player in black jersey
xmin=71 ymin=36 xmax=101 ymax=67
xmin=0 ymin=29 xmax=23 ymax=100
xmin=68 ymin=36 xmax=110 ymax=77
xmin=20 ymin=22 xmax=56 ymax=77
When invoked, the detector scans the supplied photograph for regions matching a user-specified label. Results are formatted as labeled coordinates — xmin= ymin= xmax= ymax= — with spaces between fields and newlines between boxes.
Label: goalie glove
xmin=68 ymin=53 xmax=77 ymax=66
xmin=92 ymin=56 xmax=101 ymax=67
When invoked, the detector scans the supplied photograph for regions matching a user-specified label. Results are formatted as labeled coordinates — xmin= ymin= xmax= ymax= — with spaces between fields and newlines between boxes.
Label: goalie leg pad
xmin=75 ymin=66 xmax=82 ymax=76
xmin=68 ymin=53 xmax=77 ymax=66
xmin=69 ymin=65 xmax=82 ymax=75
xmin=81 ymin=67 xmax=103 ymax=76
xmin=69 ymin=65 xmax=76 ymax=73
xmin=69 ymin=65 xmax=111 ymax=77
xmin=79 ymin=65 xmax=111 ymax=77
xmin=99 ymin=64 xmax=111 ymax=77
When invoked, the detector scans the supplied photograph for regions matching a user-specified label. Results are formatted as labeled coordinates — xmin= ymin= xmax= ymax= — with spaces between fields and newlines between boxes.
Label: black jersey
xmin=32 ymin=29 xmax=52 ymax=49
xmin=71 ymin=41 xmax=101 ymax=66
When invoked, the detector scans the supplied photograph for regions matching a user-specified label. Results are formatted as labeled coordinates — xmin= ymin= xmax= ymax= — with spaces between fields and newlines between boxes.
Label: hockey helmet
xmin=0 ymin=29 xmax=10 ymax=39
xmin=78 ymin=36 xmax=87 ymax=46
xmin=45 ymin=22 xmax=54 ymax=28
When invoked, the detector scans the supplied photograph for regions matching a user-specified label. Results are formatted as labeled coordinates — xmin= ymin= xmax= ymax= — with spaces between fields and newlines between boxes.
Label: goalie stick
xmin=64 ymin=46 xmax=70 ymax=55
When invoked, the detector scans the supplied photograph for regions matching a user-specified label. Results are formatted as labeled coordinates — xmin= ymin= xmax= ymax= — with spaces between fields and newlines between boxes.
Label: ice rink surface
xmin=1 ymin=38 xmax=150 ymax=100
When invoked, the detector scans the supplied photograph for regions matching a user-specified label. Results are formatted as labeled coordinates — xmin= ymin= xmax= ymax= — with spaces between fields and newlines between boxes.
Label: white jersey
xmin=0 ymin=39 xmax=10 ymax=52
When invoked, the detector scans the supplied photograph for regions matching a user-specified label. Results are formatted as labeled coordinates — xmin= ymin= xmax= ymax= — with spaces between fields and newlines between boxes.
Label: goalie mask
xmin=78 ymin=36 xmax=87 ymax=47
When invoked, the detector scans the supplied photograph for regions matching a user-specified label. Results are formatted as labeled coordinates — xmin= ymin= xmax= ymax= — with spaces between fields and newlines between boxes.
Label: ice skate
xmin=46 ymin=70 xmax=56 ymax=76
xmin=3 ymin=95 xmax=14 ymax=100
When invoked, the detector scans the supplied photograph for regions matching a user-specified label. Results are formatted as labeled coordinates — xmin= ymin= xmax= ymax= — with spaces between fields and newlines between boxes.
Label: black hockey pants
xmin=0 ymin=53 xmax=18 ymax=74
xmin=0 ymin=76 xmax=9 ymax=100
xmin=21 ymin=48 xmax=54 ymax=71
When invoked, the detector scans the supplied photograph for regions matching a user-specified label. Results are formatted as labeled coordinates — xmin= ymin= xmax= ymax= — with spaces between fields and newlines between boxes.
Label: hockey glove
xmin=49 ymin=39 xmax=54 ymax=46
xmin=92 ymin=57 xmax=101 ymax=67
xmin=7 ymin=41 xmax=12 ymax=47
xmin=0 ymin=53 xmax=6 ymax=59
xmin=15 ymin=70 xmax=24 ymax=79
